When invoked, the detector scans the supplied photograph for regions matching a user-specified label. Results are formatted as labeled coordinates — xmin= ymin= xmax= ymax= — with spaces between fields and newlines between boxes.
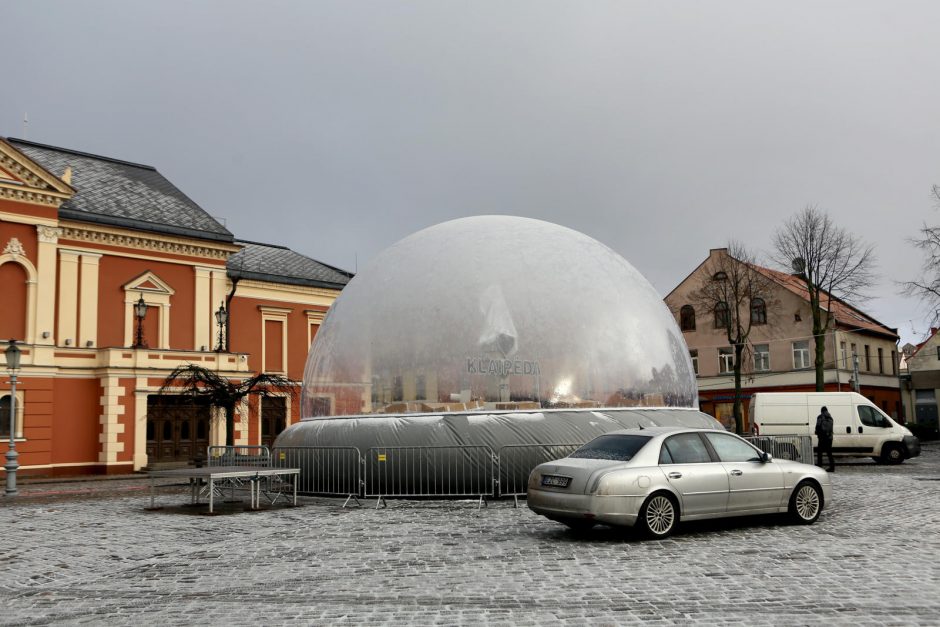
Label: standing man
xmin=815 ymin=406 xmax=835 ymax=472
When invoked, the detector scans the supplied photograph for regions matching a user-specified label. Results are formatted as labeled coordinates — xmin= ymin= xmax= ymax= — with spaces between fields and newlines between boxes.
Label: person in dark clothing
xmin=815 ymin=406 xmax=835 ymax=472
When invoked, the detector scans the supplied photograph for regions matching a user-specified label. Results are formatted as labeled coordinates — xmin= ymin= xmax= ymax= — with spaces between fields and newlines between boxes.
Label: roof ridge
xmin=234 ymin=239 xmax=290 ymax=250
xmin=7 ymin=137 xmax=158 ymax=171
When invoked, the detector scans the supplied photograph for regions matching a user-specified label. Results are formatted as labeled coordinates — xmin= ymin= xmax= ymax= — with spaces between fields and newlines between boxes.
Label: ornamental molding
xmin=0 ymin=184 xmax=63 ymax=208
xmin=3 ymin=237 xmax=25 ymax=256
xmin=238 ymin=278 xmax=343 ymax=298
xmin=0 ymin=152 xmax=45 ymax=188
xmin=36 ymin=225 xmax=62 ymax=244
xmin=59 ymin=224 xmax=238 ymax=261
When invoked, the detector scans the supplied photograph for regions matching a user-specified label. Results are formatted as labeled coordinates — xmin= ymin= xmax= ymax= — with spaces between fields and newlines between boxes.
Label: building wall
xmin=1 ymin=141 xmax=347 ymax=477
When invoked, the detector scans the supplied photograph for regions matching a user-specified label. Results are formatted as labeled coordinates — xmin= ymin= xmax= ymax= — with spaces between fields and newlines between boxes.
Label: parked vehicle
xmin=749 ymin=392 xmax=920 ymax=464
xmin=527 ymin=426 xmax=831 ymax=538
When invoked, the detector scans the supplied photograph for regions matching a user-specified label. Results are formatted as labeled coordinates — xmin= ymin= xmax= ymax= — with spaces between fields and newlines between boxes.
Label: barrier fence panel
xmin=207 ymin=445 xmax=271 ymax=467
xmin=364 ymin=446 xmax=495 ymax=503
xmin=744 ymin=435 xmax=814 ymax=464
xmin=497 ymin=443 xmax=582 ymax=500
xmin=271 ymin=446 xmax=362 ymax=499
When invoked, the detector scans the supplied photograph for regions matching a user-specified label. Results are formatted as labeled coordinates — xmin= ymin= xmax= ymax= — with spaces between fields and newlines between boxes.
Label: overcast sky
xmin=4 ymin=1 xmax=939 ymax=345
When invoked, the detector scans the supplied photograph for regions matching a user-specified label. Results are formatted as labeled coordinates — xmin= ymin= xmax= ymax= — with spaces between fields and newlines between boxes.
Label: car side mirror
xmin=760 ymin=452 xmax=772 ymax=463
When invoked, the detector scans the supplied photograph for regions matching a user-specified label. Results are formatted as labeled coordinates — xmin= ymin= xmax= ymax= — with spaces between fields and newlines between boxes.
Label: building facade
xmin=900 ymin=328 xmax=940 ymax=439
xmin=0 ymin=138 xmax=350 ymax=476
xmin=666 ymin=248 xmax=902 ymax=431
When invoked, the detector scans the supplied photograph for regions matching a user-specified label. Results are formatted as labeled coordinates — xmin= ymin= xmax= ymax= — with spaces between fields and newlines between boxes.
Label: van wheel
xmin=880 ymin=444 xmax=905 ymax=465
xmin=788 ymin=481 xmax=822 ymax=525
xmin=637 ymin=492 xmax=678 ymax=539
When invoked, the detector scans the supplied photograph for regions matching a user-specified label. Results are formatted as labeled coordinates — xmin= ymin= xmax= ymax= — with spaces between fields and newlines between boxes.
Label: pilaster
xmin=57 ymin=249 xmax=80 ymax=346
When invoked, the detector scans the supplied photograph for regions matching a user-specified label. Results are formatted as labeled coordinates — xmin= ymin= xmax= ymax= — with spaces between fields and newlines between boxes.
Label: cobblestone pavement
xmin=1 ymin=444 xmax=939 ymax=626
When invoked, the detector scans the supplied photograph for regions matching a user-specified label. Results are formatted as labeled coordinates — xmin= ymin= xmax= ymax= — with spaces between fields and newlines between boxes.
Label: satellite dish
xmin=791 ymin=257 xmax=806 ymax=274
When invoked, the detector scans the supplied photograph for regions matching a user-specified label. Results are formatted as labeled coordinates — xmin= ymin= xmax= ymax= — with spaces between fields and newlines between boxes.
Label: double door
xmin=146 ymin=395 xmax=211 ymax=464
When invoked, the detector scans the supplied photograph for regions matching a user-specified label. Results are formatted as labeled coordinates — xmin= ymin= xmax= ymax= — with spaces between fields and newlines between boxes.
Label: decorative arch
xmin=0 ymin=253 xmax=38 ymax=344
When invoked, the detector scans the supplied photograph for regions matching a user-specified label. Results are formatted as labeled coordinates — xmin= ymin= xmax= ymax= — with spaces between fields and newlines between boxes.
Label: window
xmin=310 ymin=396 xmax=331 ymax=417
xmin=662 ymin=433 xmax=712 ymax=464
xmin=0 ymin=393 xmax=23 ymax=439
xmin=793 ymin=341 xmax=811 ymax=369
xmin=719 ymin=347 xmax=734 ymax=374
xmin=891 ymin=351 xmax=897 ymax=375
xmin=864 ymin=345 xmax=871 ymax=371
xmin=840 ymin=341 xmax=847 ymax=368
xmin=680 ymin=305 xmax=696 ymax=331
xmin=570 ymin=434 xmax=652 ymax=461
xmin=877 ymin=348 xmax=884 ymax=374
xmin=750 ymin=298 xmax=767 ymax=325
xmin=392 ymin=375 xmax=403 ymax=402
xmin=703 ymin=432 xmax=763 ymax=462
xmin=690 ymin=349 xmax=699 ymax=375
xmin=753 ymin=344 xmax=770 ymax=372
xmin=713 ymin=271 xmax=728 ymax=281
xmin=857 ymin=405 xmax=889 ymax=429
xmin=416 ymin=374 xmax=427 ymax=401
xmin=714 ymin=302 xmax=730 ymax=329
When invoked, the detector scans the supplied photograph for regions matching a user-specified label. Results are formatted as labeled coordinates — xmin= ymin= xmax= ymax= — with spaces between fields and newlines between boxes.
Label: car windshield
xmin=569 ymin=434 xmax=652 ymax=461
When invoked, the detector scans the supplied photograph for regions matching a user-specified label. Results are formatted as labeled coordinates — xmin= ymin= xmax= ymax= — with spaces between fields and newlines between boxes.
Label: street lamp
xmin=133 ymin=296 xmax=149 ymax=349
xmin=215 ymin=302 xmax=228 ymax=352
xmin=5 ymin=339 xmax=21 ymax=497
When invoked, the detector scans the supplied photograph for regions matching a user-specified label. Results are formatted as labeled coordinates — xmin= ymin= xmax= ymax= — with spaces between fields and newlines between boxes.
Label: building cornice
xmin=59 ymin=221 xmax=241 ymax=261
xmin=237 ymin=278 xmax=342 ymax=299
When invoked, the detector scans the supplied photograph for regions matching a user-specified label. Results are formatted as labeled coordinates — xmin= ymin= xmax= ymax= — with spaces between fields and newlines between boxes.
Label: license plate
xmin=541 ymin=475 xmax=570 ymax=488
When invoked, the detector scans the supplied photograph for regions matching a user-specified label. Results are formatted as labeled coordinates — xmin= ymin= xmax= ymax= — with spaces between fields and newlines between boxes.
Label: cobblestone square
xmin=1 ymin=444 xmax=939 ymax=625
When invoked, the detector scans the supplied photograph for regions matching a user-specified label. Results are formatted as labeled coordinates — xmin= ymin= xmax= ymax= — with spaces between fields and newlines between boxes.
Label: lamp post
xmin=5 ymin=339 xmax=21 ymax=497
xmin=133 ymin=296 xmax=149 ymax=349
xmin=215 ymin=303 xmax=228 ymax=352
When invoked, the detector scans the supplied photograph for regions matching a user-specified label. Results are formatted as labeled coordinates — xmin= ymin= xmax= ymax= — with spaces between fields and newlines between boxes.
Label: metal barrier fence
xmin=207 ymin=445 xmax=271 ymax=467
xmin=206 ymin=434 xmax=811 ymax=505
xmin=496 ymin=443 xmax=581 ymax=502
xmin=271 ymin=446 xmax=361 ymax=500
xmin=363 ymin=445 xmax=495 ymax=507
xmin=744 ymin=435 xmax=813 ymax=464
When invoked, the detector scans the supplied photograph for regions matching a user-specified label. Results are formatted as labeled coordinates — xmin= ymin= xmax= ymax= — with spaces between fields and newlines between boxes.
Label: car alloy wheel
xmin=789 ymin=481 xmax=821 ymax=524
xmin=640 ymin=493 xmax=677 ymax=538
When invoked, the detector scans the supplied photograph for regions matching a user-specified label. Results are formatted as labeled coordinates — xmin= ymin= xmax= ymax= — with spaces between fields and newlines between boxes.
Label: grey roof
xmin=229 ymin=240 xmax=353 ymax=289
xmin=9 ymin=138 xmax=233 ymax=243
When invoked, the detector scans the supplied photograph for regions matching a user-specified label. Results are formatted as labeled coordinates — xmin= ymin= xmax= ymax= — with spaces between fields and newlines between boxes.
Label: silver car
xmin=527 ymin=426 xmax=831 ymax=538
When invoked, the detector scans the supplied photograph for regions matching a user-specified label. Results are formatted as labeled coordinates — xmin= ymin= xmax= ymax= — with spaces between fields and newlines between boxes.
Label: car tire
xmin=880 ymin=443 xmax=905 ymax=465
xmin=560 ymin=518 xmax=596 ymax=532
xmin=788 ymin=481 xmax=822 ymax=525
xmin=637 ymin=492 xmax=678 ymax=539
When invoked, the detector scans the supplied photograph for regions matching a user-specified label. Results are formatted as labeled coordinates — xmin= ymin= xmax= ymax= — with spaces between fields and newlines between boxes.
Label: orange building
xmin=0 ymin=138 xmax=350 ymax=476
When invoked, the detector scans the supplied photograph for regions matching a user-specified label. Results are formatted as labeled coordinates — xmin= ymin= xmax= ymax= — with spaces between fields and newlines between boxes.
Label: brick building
xmin=0 ymin=138 xmax=350 ymax=476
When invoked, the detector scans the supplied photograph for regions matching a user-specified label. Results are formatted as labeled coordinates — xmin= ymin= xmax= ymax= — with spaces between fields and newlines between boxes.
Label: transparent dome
xmin=301 ymin=216 xmax=696 ymax=417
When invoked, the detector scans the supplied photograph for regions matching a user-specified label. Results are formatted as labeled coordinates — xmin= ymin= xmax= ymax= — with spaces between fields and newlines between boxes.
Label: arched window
xmin=713 ymin=271 xmax=728 ymax=281
xmin=679 ymin=305 xmax=696 ymax=331
xmin=750 ymin=298 xmax=767 ymax=325
xmin=714 ymin=302 xmax=730 ymax=329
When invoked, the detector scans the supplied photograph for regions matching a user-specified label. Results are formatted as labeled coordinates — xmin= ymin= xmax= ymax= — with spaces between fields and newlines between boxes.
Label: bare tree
xmin=687 ymin=243 xmax=777 ymax=434
xmin=902 ymin=185 xmax=940 ymax=328
xmin=158 ymin=364 xmax=297 ymax=447
xmin=772 ymin=206 xmax=876 ymax=391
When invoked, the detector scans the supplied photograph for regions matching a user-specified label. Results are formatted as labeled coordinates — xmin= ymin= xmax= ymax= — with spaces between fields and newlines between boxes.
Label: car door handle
xmin=858 ymin=427 xmax=863 ymax=434
xmin=730 ymin=469 xmax=743 ymax=476
xmin=846 ymin=426 xmax=851 ymax=433
xmin=667 ymin=472 xmax=682 ymax=479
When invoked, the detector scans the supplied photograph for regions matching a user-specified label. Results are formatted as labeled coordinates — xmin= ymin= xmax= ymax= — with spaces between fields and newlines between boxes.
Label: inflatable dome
xmin=301 ymin=215 xmax=696 ymax=417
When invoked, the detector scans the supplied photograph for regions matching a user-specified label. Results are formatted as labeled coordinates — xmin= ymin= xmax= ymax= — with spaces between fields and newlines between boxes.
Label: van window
xmin=858 ymin=405 xmax=889 ymax=429
xmin=662 ymin=433 xmax=712 ymax=464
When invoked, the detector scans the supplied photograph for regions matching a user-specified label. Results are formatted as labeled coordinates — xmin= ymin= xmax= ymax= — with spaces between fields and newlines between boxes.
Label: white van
xmin=749 ymin=392 xmax=921 ymax=464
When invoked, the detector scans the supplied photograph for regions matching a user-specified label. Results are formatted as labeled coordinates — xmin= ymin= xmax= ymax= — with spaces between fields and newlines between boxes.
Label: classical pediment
xmin=0 ymin=138 xmax=74 ymax=207
xmin=123 ymin=271 xmax=176 ymax=295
